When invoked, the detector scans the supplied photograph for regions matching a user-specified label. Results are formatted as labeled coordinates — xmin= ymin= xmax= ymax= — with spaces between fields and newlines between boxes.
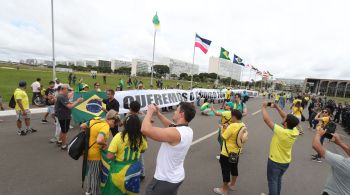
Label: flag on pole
xmin=153 ymin=12 xmax=160 ymax=30
xmin=252 ymin=66 xmax=258 ymax=71
xmin=233 ymin=54 xmax=244 ymax=66
xmin=194 ymin=34 xmax=212 ymax=54
xmin=219 ymin=47 xmax=230 ymax=60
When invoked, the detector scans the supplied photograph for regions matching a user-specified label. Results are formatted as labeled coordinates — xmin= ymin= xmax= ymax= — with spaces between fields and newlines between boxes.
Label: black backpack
xmin=67 ymin=121 xmax=102 ymax=160
xmin=9 ymin=94 xmax=16 ymax=108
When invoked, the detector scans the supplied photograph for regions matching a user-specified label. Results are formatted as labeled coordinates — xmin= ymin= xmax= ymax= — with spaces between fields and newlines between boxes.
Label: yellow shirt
xmin=221 ymin=122 xmax=245 ymax=156
xmin=275 ymin=95 xmax=280 ymax=101
xmin=292 ymin=107 xmax=303 ymax=117
xmin=269 ymin=124 xmax=299 ymax=164
xmin=225 ymin=91 xmax=231 ymax=99
xmin=293 ymin=99 xmax=302 ymax=105
xmin=221 ymin=110 xmax=232 ymax=125
xmin=87 ymin=119 xmax=110 ymax=160
xmin=14 ymin=88 xmax=29 ymax=111
xmin=108 ymin=132 xmax=148 ymax=162
xmin=322 ymin=116 xmax=330 ymax=127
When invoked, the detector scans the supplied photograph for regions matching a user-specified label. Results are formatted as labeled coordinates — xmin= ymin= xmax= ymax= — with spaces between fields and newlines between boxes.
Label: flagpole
xmin=239 ymin=67 xmax=243 ymax=89
xmin=151 ymin=29 xmax=157 ymax=87
xmin=51 ymin=0 xmax=56 ymax=81
xmin=191 ymin=35 xmax=196 ymax=89
xmin=216 ymin=58 xmax=220 ymax=87
xmin=230 ymin=65 xmax=233 ymax=86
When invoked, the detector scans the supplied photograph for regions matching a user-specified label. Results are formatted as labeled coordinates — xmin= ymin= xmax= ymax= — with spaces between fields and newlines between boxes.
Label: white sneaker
xmin=216 ymin=155 xmax=220 ymax=160
xmin=50 ymin=137 xmax=58 ymax=143
xmin=213 ymin=188 xmax=225 ymax=195
xmin=69 ymin=125 xmax=73 ymax=129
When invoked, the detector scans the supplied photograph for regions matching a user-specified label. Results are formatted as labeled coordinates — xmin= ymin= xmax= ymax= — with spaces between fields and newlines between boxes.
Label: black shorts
xmin=224 ymin=99 xmax=230 ymax=102
xmin=219 ymin=154 xmax=239 ymax=183
xmin=59 ymin=119 xmax=71 ymax=133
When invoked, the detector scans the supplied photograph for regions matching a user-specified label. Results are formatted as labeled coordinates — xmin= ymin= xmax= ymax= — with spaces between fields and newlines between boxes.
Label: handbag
xmin=224 ymin=140 xmax=239 ymax=164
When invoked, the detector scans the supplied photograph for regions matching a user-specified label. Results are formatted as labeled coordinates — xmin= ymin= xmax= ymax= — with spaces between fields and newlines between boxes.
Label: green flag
xmin=72 ymin=91 xmax=107 ymax=123
xmin=219 ymin=47 xmax=230 ymax=60
xmin=153 ymin=12 xmax=160 ymax=30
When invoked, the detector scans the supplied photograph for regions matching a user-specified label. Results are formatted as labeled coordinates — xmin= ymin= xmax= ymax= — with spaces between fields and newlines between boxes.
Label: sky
xmin=0 ymin=0 xmax=350 ymax=80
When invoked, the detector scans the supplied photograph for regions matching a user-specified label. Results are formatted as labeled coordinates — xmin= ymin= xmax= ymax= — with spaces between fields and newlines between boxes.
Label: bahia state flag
xmin=72 ymin=91 xmax=107 ymax=123
xmin=195 ymin=34 xmax=212 ymax=54
xmin=233 ymin=54 xmax=244 ymax=66
xmin=219 ymin=47 xmax=230 ymax=60
xmin=101 ymin=150 xmax=142 ymax=195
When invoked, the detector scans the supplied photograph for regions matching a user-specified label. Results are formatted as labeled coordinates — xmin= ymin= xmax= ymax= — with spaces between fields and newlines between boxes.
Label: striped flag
xmin=194 ymin=34 xmax=212 ymax=54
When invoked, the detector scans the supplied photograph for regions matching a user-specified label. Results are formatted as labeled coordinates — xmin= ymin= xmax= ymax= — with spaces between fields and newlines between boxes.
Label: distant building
xmin=97 ymin=60 xmax=111 ymax=69
xmin=131 ymin=59 xmax=153 ymax=76
xmin=159 ymin=57 xmax=199 ymax=76
xmin=111 ymin=59 xmax=132 ymax=71
xmin=208 ymin=56 xmax=241 ymax=80
xmin=304 ymin=78 xmax=350 ymax=98
xmin=85 ymin=60 xmax=97 ymax=67
xmin=275 ymin=78 xmax=304 ymax=86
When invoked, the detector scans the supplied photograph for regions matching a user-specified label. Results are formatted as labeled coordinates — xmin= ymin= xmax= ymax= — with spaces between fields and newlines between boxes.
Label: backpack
xmin=324 ymin=121 xmax=337 ymax=134
xmin=9 ymin=94 xmax=16 ymax=108
xmin=67 ymin=121 xmax=102 ymax=160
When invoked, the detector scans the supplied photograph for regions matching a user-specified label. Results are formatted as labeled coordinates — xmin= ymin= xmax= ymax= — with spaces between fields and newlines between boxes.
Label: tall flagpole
xmin=216 ymin=58 xmax=220 ymax=87
xmin=51 ymin=0 xmax=56 ymax=81
xmin=230 ymin=65 xmax=234 ymax=86
xmin=191 ymin=34 xmax=196 ymax=89
xmin=239 ymin=66 xmax=243 ymax=89
xmin=151 ymin=29 xmax=157 ymax=87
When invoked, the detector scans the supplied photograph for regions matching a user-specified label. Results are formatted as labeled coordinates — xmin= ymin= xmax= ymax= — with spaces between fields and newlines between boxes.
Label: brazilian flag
xmin=219 ymin=47 xmax=230 ymax=60
xmin=72 ymin=91 xmax=107 ymax=123
xmin=101 ymin=151 xmax=142 ymax=195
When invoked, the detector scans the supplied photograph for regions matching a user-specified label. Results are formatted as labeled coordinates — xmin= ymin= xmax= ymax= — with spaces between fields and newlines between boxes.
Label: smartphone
xmin=324 ymin=132 xmax=333 ymax=139
xmin=267 ymin=102 xmax=272 ymax=107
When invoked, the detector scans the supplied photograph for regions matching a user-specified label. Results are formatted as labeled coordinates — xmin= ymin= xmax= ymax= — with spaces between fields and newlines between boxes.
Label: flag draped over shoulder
xmin=153 ymin=12 xmax=160 ymax=30
xmin=72 ymin=91 xmax=107 ymax=123
xmin=219 ymin=47 xmax=230 ymax=60
xmin=101 ymin=150 xmax=142 ymax=195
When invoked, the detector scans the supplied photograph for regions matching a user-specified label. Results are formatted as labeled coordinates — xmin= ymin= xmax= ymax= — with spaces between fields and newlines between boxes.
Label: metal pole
xmin=151 ymin=29 xmax=157 ymax=87
xmin=216 ymin=58 xmax=220 ymax=87
xmin=239 ymin=66 xmax=243 ymax=89
xmin=191 ymin=37 xmax=196 ymax=89
xmin=51 ymin=0 xmax=56 ymax=81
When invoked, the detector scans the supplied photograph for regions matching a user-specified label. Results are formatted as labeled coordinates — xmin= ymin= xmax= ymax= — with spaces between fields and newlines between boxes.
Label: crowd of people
xmin=4 ymin=77 xmax=350 ymax=195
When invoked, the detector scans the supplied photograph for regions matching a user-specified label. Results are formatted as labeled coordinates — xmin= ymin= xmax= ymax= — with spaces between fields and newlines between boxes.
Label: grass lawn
xmin=327 ymin=96 xmax=350 ymax=103
xmin=0 ymin=65 xmax=212 ymax=103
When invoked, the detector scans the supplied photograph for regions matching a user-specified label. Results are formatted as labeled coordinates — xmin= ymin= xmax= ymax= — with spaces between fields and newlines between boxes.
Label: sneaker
xmin=311 ymin=154 xmax=317 ymax=158
xmin=216 ymin=155 xmax=220 ymax=160
xmin=17 ymin=131 xmax=27 ymax=136
xmin=213 ymin=188 xmax=225 ymax=195
xmin=69 ymin=125 xmax=74 ymax=129
xmin=61 ymin=144 xmax=68 ymax=150
xmin=227 ymin=182 xmax=236 ymax=191
xmin=41 ymin=119 xmax=48 ymax=124
xmin=56 ymin=141 xmax=62 ymax=146
xmin=312 ymin=157 xmax=322 ymax=163
xmin=27 ymin=128 xmax=37 ymax=133
xmin=85 ymin=192 xmax=91 ymax=195
xmin=50 ymin=137 xmax=58 ymax=143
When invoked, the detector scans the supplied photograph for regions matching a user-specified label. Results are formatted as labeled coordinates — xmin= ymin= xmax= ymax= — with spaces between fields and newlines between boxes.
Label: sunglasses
xmin=322 ymin=111 xmax=328 ymax=113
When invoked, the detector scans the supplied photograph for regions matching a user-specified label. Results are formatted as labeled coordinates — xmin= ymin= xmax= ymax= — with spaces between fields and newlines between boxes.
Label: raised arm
xmin=211 ymin=105 xmax=222 ymax=116
xmin=262 ymin=102 xmax=274 ymax=130
xmin=332 ymin=133 xmax=350 ymax=156
xmin=156 ymin=110 xmax=173 ymax=127
xmin=273 ymin=103 xmax=287 ymax=119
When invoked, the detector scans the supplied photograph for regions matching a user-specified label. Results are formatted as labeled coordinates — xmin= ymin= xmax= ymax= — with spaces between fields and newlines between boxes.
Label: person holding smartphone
xmin=312 ymin=127 xmax=350 ymax=195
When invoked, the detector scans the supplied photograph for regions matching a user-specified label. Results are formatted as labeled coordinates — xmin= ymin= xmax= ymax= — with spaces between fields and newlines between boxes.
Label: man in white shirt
xmin=142 ymin=102 xmax=196 ymax=195
xmin=31 ymin=78 xmax=41 ymax=105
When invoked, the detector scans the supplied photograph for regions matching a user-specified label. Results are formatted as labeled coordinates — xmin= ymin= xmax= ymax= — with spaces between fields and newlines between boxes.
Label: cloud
xmin=0 ymin=0 xmax=349 ymax=80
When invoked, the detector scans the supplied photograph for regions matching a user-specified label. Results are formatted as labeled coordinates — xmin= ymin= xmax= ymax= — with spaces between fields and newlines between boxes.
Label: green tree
xmin=179 ymin=73 xmax=188 ymax=79
xmin=153 ymin=65 xmax=170 ymax=76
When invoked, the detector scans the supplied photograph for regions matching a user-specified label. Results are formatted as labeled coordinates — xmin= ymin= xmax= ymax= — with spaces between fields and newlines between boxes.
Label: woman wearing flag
xmin=103 ymin=114 xmax=148 ymax=195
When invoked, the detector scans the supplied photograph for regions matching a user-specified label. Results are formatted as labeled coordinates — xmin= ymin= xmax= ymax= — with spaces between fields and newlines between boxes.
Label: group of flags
xmin=152 ymin=12 xmax=274 ymax=80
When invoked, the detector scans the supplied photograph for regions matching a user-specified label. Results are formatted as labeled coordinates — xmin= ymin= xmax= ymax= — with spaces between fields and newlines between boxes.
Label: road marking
xmin=0 ymin=108 xmax=47 ymax=117
xmin=191 ymin=131 xmax=217 ymax=146
xmin=252 ymin=109 xmax=261 ymax=115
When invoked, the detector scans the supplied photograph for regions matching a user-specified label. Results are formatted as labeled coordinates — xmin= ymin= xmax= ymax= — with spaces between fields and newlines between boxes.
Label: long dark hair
xmin=122 ymin=115 xmax=143 ymax=151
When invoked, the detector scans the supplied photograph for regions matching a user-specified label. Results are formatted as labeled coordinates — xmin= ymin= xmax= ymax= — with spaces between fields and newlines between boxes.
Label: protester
xmin=82 ymin=84 xmax=89 ymax=92
xmin=292 ymin=101 xmax=304 ymax=135
xmin=127 ymin=77 xmax=132 ymax=89
xmin=222 ymin=87 xmax=232 ymax=109
xmin=41 ymin=81 xmax=56 ymax=123
xmin=31 ymin=78 xmax=41 ymax=105
xmin=118 ymin=78 xmax=125 ymax=91
xmin=0 ymin=93 xmax=4 ymax=110
xmin=54 ymin=79 xmax=61 ymax=90
xmin=81 ymin=110 xmax=117 ymax=195
xmin=262 ymin=102 xmax=299 ymax=195
xmin=311 ymin=108 xmax=331 ymax=162
xmin=55 ymin=84 xmax=83 ymax=150
xmin=233 ymin=94 xmax=248 ymax=117
xmin=278 ymin=92 xmax=286 ymax=109
xmin=103 ymin=75 xmax=106 ymax=84
xmin=200 ymin=101 xmax=211 ymax=115
xmin=105 ymin=114 xmax=147 ymax=194
xmin=102 ymin=89 xmax=120 ymax=136
xmin=14 ymin=80 xmax=37 ymax=135
xmin=312 ymin=127 xmax=350 ymax=195
xmin=93 ymin=82 xmax=101 ymax=92
xmin=214 ymin=109 xmax=247 ymax=195
xmin=142 ymin=102 xmax=195 ymax=195
xmin=72 ymin=74 xmax=77 ymax=85
xmin=68 ymin=73 xmax=72 ymax=85
xmin=333 ymin=102 xmax=342 ymax=123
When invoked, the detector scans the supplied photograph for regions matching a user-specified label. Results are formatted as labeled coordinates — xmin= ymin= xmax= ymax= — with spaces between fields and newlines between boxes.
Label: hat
xmin=225 ymin=102 xmax=234 ymax=109
xmin=83 ymin=84 xmax=89 ymax=88
xmin=106 ymin=110 xmax=120 ymax=121
xmin=237 ymin=126 xmax=248 ymax=147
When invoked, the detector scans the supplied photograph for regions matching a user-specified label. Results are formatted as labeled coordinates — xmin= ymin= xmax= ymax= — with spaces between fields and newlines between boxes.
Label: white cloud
xmin=0 ymin=0 xmax=349 ymax=80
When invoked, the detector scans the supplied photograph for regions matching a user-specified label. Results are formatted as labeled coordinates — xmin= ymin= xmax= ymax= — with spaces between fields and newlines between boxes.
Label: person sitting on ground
xmin=80 ymin=110 xmax=119 ymax=195
xmin=312 ymin=127 xmax=350 ymax=195
xmin=262 ymin=102 xmax=299 ymax=195
xmin=214 ymin=109 xmax=247 ymax=195
xmin=200 ymin=100 xmax=211 ymax=115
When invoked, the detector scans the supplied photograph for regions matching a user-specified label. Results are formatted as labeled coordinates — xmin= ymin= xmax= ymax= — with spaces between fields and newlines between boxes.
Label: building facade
xmin=304 ymin=78 xmax=350 ymax=98
xmin=97 ymin=60 xmax=111 ymax=69
xmin=131 ymin=59 xmax=152 ymax=76
xmin=159 ymin=57 xmax=199 ymax=76
xmin=208 ymin=56 xmax=241 ymax=80
xmin=111 ymin=59 xmax=132 ymax=71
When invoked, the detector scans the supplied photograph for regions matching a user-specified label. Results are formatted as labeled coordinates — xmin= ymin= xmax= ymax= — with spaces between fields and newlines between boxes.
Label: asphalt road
xmin=0 ymin=98 xmax=349 ymax=195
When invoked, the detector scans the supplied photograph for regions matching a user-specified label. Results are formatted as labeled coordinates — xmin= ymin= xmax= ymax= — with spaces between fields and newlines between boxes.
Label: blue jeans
xmin=267 ymin=159 xmax=289 ymax=195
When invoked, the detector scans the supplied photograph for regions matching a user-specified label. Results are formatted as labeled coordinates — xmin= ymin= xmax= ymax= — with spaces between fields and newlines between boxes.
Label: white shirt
xmin=31 ymin=81 xmax=41 ymax=92
xmin=154 ymin=126 xmax=193 ymax=183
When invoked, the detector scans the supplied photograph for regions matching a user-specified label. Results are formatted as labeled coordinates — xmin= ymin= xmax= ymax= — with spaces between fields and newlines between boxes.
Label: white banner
xmin=115 ymin=88 xmax=258 ymax=114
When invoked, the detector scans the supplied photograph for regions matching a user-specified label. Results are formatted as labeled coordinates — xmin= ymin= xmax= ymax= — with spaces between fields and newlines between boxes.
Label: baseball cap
xmin=225 ymin=102 xmax=234 ymax=109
